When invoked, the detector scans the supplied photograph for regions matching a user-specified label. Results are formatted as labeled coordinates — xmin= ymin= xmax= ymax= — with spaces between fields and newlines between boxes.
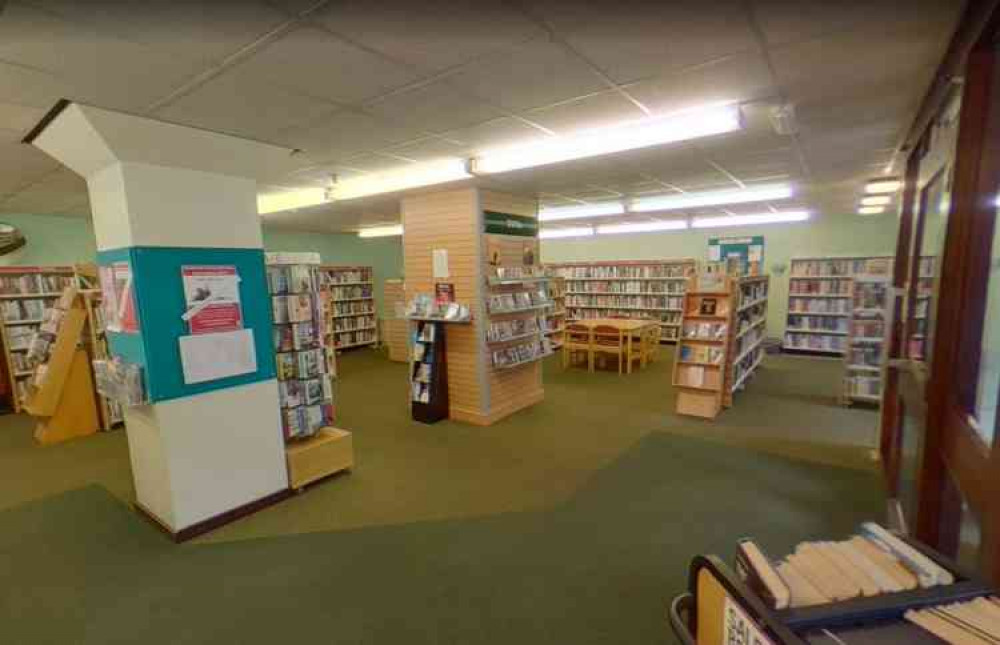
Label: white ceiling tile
xmin=440 ymin=117 xmax=549 ymax=153
xmin=0 ymin=143 xmax=61 ymax=196
xmin=237 ymin=26 xmax=421 ymax=105
xmin=523 ymin=91 xmax=645 ymax=135
xmin=447 ymin=37 xmax=607 ymax=112
xmin=529 ymin=0 xmax=758 ymax=84
xmin=365 ymin=81 xmax=505 ymax=134
xmin=333 ymin=154 xmax=413 ymax=174
xmin=0 ymin=102 xmax=46 ymax=139
xmin=313 ymin=1 xmax=542 ymax=73
xmin=385 ymin=137 xmax=467 ymax=162
xmin=275 ymin=109 xmax=422 ymax=161
xmin=23 ymin=0 xmax=290 ymax=66
xmin=0 ymin=61 xmax=66 ymax=110
xmin=0 ymin=168 xmax=87 ymax=213
xmin=155 ymin=66 xmax=334 ymax=141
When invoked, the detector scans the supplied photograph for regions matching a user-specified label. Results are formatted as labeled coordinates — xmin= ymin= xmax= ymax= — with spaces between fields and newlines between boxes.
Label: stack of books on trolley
xmin=733 ymin=522 xmax=998 ymax=643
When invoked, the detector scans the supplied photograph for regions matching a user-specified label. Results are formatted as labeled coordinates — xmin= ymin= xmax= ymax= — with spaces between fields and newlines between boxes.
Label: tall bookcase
xmin=315 ymin=265 xmax=377 ymax=349
xmin=843 ymin=274 xmax=892 ymax=405
xmin=783 ymin=256 xmax=893 ymax=356
xmin=544 ymin=275 xmax=566 ymax=349
xmin=727 ymin=275 xmax=769 ymax=402
xmin=547 ymin=259 xmax=697 ymax=343
xmin=485 ymin=265 xmax=554 ymax=371
xmin=909 ymin=256 xmax=936 ymax=360
xmin=673 ymin=271 xmax=733 ymax=419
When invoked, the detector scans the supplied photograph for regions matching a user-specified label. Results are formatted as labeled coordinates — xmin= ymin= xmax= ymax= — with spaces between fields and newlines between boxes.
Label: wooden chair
xmin=592 ymin=324 xmax=626 ymax=374
xmin=644 ymin=325 xmax=662 ymax=363
xmin=562 ymin=323 xmax=592 ymax=370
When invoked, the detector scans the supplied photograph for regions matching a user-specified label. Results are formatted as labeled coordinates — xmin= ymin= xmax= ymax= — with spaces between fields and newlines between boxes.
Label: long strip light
xmin=330 ymin=158 xmax=470 ymax=201
xmin=865 ymin=179 xmax=902 ymax=194
xmin=471 ymin=102 xmax=743 ymax=174
xmin=258 ymin=187 xmax=329 ymax=214
xmin=539 ymin=226 xmax=594 ymax=239
xmin=692 ymin=210 xmax=810 ymax=229
xmin=539 ymin=202 xmax=625 ymax=222
xmin=860 ymin=195 xmax=891 ymax=207
xmin=358 ymin=224 xmax=403 ymax=238
xmin=631 ymin=183 xmax=793 ymax=213
xmin=596 ymin=220 xmax=687 ymax=235
xmin=858 ymin=206 xmax=885 ymax=216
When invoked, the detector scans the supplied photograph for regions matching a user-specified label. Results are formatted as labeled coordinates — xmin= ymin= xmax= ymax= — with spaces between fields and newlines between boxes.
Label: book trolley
xmin=668 ymin=535 xmax=995 ymax=644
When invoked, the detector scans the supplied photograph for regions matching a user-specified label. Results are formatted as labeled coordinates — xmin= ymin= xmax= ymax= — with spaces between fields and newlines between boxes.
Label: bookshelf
xmin=727 ymin=275 xmax=769 ymax=402
xmin=843 ymin=274 xmax=891 ymax=405
xmin=783 ymin=256 xmax=893 ymax=356
xmin=0 ymin=265 xmax=78 ymax=412
xmin=410 ymin=319 xmax=448 ymax=423
xmin=909 ymin=256 xmax=936 ymax=360
xmin=547 ymin=259 xmax=697 ymax=343
xmin=544 ymin=275 xmax=566 ymax=349
xmin=485 ymin=265 xmax=554 ymax=371
xmin=673 ymin=270 xmax=733 ymax=420
xmin=315 ymin=265 xmax=377 ymax=349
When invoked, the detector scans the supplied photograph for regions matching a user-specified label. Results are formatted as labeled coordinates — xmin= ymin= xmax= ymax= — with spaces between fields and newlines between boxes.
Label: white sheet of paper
xmin=433 ymin=248 xmax=450 ymax=278
xmin=708 ymin=245 xmax=721 ymax=261
xmin=179 ymin=329 xmax=257 ymax=384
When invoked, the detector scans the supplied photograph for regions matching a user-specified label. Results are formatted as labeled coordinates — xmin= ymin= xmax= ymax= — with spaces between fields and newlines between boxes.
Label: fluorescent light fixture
xmin=539 ymin=202 xmax=625 ymax=221
xmin=471 ymin=102 xmax=742 ymax=174
xmin=858 ymin=206 xmax=885 ymax=215
xmin=539 ymin=226 xmax=594 ymax=239
xmin=692 ymin=210 xmax=810 ymax=229
xmin=330 ymin=158 xmax=470 ymax=201
xmin=257 ymin=187 xmax=328 ymax=214
xmin=597 ymin=220 xmax=688 ymax=235
xmin=860 ymin=195 xmax=891 ymax=207
xmin=630 ymin=183 xmax=793 ymax=213
xmin=358 ymin=224 xmax=403 ymax=238
xmin=865 ymin=179 xmax=902 ymax=194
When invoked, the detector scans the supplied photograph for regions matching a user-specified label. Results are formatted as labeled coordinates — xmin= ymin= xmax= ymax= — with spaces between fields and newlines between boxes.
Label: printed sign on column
xmin=112 ymin=261 xmax=139 ymax=334
xmin=181 ymin=265 xmax=243 ymax=335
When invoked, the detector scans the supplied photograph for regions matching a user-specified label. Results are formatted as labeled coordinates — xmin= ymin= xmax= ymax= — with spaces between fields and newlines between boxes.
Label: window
xmin=974 ymin=209 xmax=1000 ymax=443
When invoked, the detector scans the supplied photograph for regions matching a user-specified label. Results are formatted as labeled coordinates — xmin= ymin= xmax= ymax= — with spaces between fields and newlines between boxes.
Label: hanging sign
xmin=483 ymin=211 xmax=539 ymax=237
xmin=180 ymin=265 xmax=243 ymax=335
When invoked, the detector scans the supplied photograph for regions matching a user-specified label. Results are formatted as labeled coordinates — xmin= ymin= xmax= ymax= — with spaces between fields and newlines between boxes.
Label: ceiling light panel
xmin=860 ymin=195 xmax=891 ymax=206
xmin=330 ymin=158 xmax=470 ymax=201
xmin=865 ymin=178 xmax=902 ymax=194
xmin=538 ymin=202 xmax=625 ymax=221
xmin=597 ymin=220 xmax=688 ymax=235
xmin=857 ymin=206 xmax=885 ymax=215
xmin=258 ymin=187 xmax=329 ymax=214
xmin=358 ymin=224 xmax=403 ymax=238
xmin=630 ymin=183 xmax=793 ymax=213
xmin=691 ymin=211 xmax=810 ymax=229
xmin=538 ymin=226 xmax=595 ymax=239
xmin=471 ymin=102 xmax=743 ymax=174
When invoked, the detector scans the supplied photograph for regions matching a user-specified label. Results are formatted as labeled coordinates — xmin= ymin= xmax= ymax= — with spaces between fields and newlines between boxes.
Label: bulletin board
xmin=708 ymin=235 xmax=765 ymax=275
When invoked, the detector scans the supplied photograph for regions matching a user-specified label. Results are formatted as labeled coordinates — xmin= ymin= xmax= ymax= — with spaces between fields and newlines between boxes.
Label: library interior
xmin=2 ymin=1 xmax=1000 ymax=643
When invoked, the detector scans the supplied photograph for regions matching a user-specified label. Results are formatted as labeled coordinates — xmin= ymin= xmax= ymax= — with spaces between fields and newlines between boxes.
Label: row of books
xmin=735 ymin=310 xmax=765 ymax=337
xmin=273 ymin=321 xmax=319 ymax=352
xmin=787 ymin=315 xmax=849 ymax=332
xmin=790 ymin=258 xmax=891 ymax=277
xmin=845 ymin=375 xmax=881 ymax=397
xmin=491 ymin=265 xmax=546 ymax=280
xmin=565 ymin=281 xmax=684 ymax=295
xmin=487 ymin=290 xmax=550 ymax=314
xmin=567 ymin=308 xmax=681 ymax=324
xmin=851 ymin=319 xmax=885 ymax=338
xmin=329 ymin=285 xmax=373 ymax=300
xmin=732 ymin=344 xmax=763 ymax=389
xmin=486 ymin=316 xmax=544 ymax=342
xmin=278 ymin=377 xmax=332 ymax=408
xmin=914 ymin=299 xmax=930 ymax=318
xmin=267 ymin=265 xmax=313 ymax=294
xmin=848 ymin=345 xmax=883 ymax=368
xmin=738 ymin=281 xmax=768 ymax=307
xmin=734 ymin=522 xmax=951 ymax=610
xmin=281 ymin=403 xmax=333 ymax=440
xmin=411 ymin=322 xmax=436 ymax=404
xmin=1 ymin=299 xmax=50 ymax=322
xmin=788 ymin=298 xmax=850 ymax=314
xmin=335 ymin=329 xmax=377 ymax=347
xmin=853 ymin=283 xmax=889 ymax=309
xmin=0 ymin=274 xmax=74 ymax=295
xmin=329 ymin=301 xmax=375 ymax=316
xmin=491 ymin=337 xmax=552 ymax=369
xmin=272 ymin=294 xmax=315 ymax=324
xmin=905 ymin=596 xmax=1000 ymax=642
xmin=316 ymin=268 xmax=371 ymax=285
xmin=682 ymin=321 xmax=727 ymax=340
xmin=789 ymin=279 xmax=852 ymax=296
xmin=276 ymin=348 xmax=326 ymax=380
xmin=565 ymin=294 xmax=682 ymax=311
xmin=332 ymin=315 xmax=375 ymax=332
xmin=784 ymin=333 xmax=846 ymax=352
xmin=733 ymin=325 xmax=765 ymax=359
xmin=553 ymin=264 xmax=690 ymax=279
xmin=678 ymin=343 xmax=724 ymax=365
xmin=5 ymin=325 xmax=33 ymax=350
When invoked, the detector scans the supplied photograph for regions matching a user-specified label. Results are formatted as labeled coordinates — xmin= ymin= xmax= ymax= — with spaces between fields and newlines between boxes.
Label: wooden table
xmin=570 ymin=318 xmax=658 ymax=373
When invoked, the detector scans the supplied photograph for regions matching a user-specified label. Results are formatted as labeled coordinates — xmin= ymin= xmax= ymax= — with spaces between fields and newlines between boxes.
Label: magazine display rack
xmin=406 ymin=294 xmax=472 ymax=424
xmin=673 ymin=269 xmax=734 ymax=420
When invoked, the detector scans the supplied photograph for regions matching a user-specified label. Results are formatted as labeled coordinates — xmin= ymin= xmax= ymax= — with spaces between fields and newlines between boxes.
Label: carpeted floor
xmin=0 ymin=348 xmax=886 ymax=643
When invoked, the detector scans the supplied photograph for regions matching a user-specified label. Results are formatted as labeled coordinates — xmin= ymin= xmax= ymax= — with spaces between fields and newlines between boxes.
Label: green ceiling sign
xmin=483 ymin=211 xmax=539 ymax=237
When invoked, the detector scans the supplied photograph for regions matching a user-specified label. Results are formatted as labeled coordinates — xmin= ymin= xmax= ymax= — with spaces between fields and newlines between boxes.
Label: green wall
xmin=541 ymin=214 xmax=901 ymax=337
xmin=0 ymin=213 xmax=404 ymax=316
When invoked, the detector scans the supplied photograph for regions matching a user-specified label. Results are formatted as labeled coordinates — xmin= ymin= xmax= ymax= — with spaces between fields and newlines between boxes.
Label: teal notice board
xmin=96 ymin=246 xmax=276 ymax=403
xmin=708 ymin=235 xmax=765 ymax=273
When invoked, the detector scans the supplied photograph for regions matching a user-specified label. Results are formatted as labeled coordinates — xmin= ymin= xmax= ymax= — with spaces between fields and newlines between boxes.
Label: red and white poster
xmin=103 ymin=261 xmax=139 ymax=334
xmin=181 ymin=265 xmax=243 ymax=335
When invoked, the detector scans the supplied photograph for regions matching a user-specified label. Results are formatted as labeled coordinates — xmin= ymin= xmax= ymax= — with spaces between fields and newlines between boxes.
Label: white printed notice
xmin=181 ymin=265 xmax=242 ymax=335
xmin=723 ymin=596 xmax=774 ymax=645
xmin=179 ymin=328 xmax=257 ymax=384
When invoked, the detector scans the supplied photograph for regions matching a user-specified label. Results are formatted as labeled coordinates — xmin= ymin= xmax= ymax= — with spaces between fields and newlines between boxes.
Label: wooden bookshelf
xmin=673 ymin=272 xmax=734 ymax=420
xmin=842 ymin=274 xmax=891 ymax=406
xmin=546 ymin=259 xmax=697 ymax=343
xmin=909 ymin=256 xmax=936 ymax=360
xmin=315 ymin=265 xmax=377 ymax=349
xmin=544 ymin=275 xmax=566 ymax=349
xmin=783 ymin=256 xmax=893 ymax=356
xmin=726 ymin=275 xmax=769 ymax=405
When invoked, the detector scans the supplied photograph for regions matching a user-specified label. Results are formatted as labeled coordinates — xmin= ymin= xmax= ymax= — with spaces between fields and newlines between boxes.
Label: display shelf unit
xmin=726 ymin=275 xmax=769 ymax=403
xmin=782 ymin=256 xmax=892 ymax=356
xmin=315 ymin=265 xmax=377 ymax=350
xmin=410 ymin=319 xmax=449 ymax=423
xmin=673 ymin=273 xmax=733 ymax=420
xmin=842 ymin=274 xmax=891 ymax=406
xmin=547 ymin=259 xmax=696 ymax=343
xmin=485 ymin=265 xmax=554 ymax=371
xmin=0 ymin=265 xmax=79 ymax=412
xmin=909 ymin=256 xmax=936 ymax=360
xmin=544 ymin=275 xmax=566 ymax=349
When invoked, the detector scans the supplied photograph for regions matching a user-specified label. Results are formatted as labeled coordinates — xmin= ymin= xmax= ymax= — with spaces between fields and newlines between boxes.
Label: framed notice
xmin=181 ymin=265 xmax=243 ymax=335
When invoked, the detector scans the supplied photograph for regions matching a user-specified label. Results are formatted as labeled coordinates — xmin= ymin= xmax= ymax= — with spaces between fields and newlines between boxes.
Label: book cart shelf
xmin=547 ymin=259 xmax=697 ymax=343
xmin=842 ymin=273 xmax=892 ymax=406
xmin=727 ymin=275 xmax=769 ymax=404
xmin=315 ymin=265 xmax=377 ymax=350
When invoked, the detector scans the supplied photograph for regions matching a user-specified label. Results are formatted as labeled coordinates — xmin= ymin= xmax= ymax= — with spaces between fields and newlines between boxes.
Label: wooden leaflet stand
xmin=23 ymin=287 xmax=100 ymax=444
